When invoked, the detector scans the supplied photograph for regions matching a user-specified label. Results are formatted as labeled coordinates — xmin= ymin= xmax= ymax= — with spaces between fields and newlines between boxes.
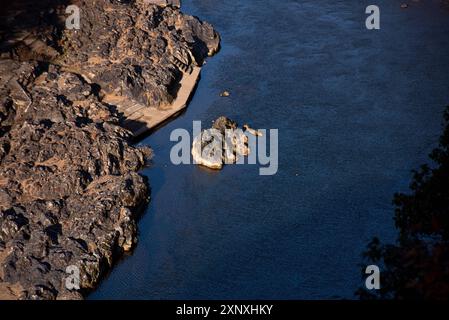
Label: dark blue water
xmin=90 ymin=0 xmax=449 ymax=299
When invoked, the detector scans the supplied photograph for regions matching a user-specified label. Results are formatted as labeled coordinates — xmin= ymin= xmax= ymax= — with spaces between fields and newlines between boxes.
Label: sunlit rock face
xmin=191 ymin=117 xmax=251 ymax=170
xmin=0 ymin=60 xmax=152 ymax=300
xmin=0 ymin=0 xmax=219 ymax=299
xmin=58 ymin=0 xmax=220 ymax=110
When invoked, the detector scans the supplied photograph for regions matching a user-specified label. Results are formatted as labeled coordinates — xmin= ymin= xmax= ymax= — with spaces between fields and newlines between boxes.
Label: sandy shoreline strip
xmin=120 ymin=66 xmax=202 ymax=137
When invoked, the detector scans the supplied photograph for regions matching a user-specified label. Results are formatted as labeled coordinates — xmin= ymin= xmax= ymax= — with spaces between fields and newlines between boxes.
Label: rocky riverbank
xmin=0 ymin=0 xmax=219 ymax=299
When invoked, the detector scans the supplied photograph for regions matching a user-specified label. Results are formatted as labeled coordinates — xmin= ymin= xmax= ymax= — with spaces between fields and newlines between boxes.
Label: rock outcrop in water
xmin=0 ymin=0 xmax=219 ymax=299
xmin=191 ymin=116 xmax=252 ymax=170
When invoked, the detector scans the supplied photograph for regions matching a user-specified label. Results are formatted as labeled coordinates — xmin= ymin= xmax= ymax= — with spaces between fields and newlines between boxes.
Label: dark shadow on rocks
xmin=0 ymin=0 xmax=71 ymax=60
xmin=129 ymin=72 xmax=202 ymax=143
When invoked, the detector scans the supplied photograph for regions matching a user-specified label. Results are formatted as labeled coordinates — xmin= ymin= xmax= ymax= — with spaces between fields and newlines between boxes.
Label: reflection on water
xmin=90 ymin=0 xmax=449 ymax=299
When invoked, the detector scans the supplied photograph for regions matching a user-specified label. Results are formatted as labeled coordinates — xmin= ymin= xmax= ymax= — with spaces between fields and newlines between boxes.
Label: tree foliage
xmin=358 ymin=107 xmax=449 ymax=300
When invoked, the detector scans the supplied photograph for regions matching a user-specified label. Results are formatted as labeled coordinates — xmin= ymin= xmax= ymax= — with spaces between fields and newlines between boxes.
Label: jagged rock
xmin=0 ymin=60 xmax=152 ymax=299
xmin=0 ymin=0 xmax=219 ymax=300
xmin=192 ymin=128 xmax=225 ymax=170
xmin=243 ymin=124 xmax=263 ymax=137
xmin=192 ymin=117 xmax=250 ymax=170
xmin=143 ymin=0 xmax=181 ymax=8
xmin=56 ymin=0 xmax=220 ymax=110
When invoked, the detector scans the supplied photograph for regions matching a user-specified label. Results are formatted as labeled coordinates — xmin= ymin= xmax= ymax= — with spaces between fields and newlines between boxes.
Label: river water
xmin=90 ymin=0 xmax=449 ymax=299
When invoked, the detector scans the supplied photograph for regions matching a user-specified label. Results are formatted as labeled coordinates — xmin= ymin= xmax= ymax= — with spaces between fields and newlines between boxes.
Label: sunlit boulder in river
xmin=191 ymin=116 xmax=255 ymax=170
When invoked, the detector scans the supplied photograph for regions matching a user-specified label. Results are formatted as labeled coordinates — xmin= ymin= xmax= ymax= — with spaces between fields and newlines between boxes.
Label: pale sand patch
xmin=118 ymin=66 xmax=202 ymax=137
xmin=57 ymin=64 xmax=202 ymax=138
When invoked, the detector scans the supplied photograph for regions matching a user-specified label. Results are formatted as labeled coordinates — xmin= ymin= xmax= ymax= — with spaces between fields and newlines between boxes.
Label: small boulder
xmin=220 ymin=90 xmax=230 ymax=97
